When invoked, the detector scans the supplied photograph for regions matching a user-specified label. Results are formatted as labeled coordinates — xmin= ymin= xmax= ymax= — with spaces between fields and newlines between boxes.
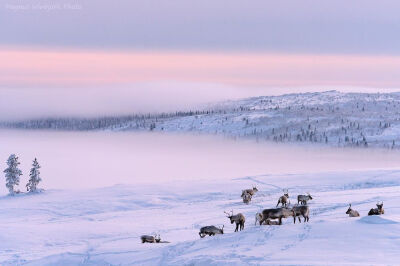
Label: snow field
xmin=1 ymin=169 xmax=399 ymax=265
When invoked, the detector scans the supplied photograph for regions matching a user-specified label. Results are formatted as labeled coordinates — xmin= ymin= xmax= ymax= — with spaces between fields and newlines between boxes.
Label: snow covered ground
xmin=1 ymin=130 xmax=400 ymax=265
xmin=1 ymin=169 xmax=400 ymax=265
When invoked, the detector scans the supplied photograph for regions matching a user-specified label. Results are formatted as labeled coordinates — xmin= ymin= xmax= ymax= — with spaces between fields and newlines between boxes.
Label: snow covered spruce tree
xmin=3 ymin=154 xmax=22 ymax=195
xmin=26 ymin=158 xmax=42 ymax=192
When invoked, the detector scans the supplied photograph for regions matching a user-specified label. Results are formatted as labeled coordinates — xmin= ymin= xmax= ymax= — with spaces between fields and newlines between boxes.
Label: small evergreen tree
xmin=26 ymin=158 xmax=42 ymax=192
xmin=4 ymin=154 xmax=22 ymax=195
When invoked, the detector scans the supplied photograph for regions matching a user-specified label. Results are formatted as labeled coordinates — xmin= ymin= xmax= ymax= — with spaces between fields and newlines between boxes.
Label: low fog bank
xmin=0 ymin=83 xmax=249 ymax=121
xmin=2 ymin=85 xmax=399 ymax=121
xmin=0 ymin=130 xmax=400 ymax=195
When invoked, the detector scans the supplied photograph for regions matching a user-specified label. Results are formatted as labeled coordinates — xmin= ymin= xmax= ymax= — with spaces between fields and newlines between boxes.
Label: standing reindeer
xmin=225 ymin=210 xmax=245 ymax=232
xmin=141 ymin=234 xmax=161 ymax=243
xmin=292 ymin=205 xmax=310 ymax=223
xmin=241 ymin=186 xmax=258 ymax=198
xmin=276 ymin=189 xmax=290 ymax=207
xmin=297 ymin=193 xmax=313 ymax=205
xmin=368 ymin=201 xmax=384 ymax=216
xmin=242 ymin=192 xmax=252 ymax=204
xmin=346 ymin=204 xmax=360 ymax=217
xmin=258 ymin=207 xmax=295 ymax=225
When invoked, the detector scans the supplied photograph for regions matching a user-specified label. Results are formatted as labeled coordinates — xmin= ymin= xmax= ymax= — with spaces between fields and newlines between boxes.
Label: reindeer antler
xmin=224 ymin=211 xmax=231 ymax=217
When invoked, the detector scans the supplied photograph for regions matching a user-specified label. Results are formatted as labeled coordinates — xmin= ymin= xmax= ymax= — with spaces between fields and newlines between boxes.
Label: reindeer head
xmin=283 ymin=189 xmax=289 ymax=198
xmin=224 ymin=210 xmax=234 ymax=223
xmin=307 ymin=193 xmax=313 ymax=200
xmin=376 ymin=201 xmax=383 ymax=209
xmin=253 ymin=186 xmax=258 ymax=192
xmin=155 ymin=234 xmax=161 ymax=243
xmin=346 ymin=204 xmax=352 ymax=214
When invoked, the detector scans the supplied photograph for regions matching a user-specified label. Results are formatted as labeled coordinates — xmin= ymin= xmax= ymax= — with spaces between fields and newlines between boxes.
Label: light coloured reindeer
xmin=346 ymin=204 xmax=360 ymax=217
xmin=276 ymin=189 xmax=290 ymax=207
xmin=242 ymin=192 xmax=252 ymax=204
xmin=241 ymin=186 xmax=258 ymax=198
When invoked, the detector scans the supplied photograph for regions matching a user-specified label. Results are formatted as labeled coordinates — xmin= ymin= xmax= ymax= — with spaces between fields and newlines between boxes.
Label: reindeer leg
xmin=279 ymin=216 xmax=283 ymax=225
xmin=235 ymin=223 xmax=239 ymax=232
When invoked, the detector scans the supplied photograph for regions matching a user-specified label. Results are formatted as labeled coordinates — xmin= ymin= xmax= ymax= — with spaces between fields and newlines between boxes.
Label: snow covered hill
xmin=2 ymin=169 xmax=400 ymax=265
xmin=4 ymin=91 xmax=400 ymax=148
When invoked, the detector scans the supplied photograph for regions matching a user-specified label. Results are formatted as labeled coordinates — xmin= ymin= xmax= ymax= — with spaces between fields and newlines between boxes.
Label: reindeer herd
xmin=141 ymin=186 xmax=386 ymax=243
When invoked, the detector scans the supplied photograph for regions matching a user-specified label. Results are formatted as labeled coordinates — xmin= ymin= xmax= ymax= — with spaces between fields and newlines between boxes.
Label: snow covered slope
xmin=2 ymin=169 xmax=400 ymax=265
xmin=4 ymin=91 xmax=400 ymax=148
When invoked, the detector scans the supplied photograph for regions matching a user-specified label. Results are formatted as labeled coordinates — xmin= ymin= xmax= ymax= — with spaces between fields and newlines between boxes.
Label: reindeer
xmin=297 ymin=193 xmax=313 ymax=205
xmin=242 ymin=192 xmax=252 ymax=204
xmin=255 ymin=212 xmax=280 ymax=225
xmin=346 ymin=204 xmax=360 ymax=217
xmin=241 ymin=186 xmax=258 ymax=198
xmin=225 ymin=211 xmax=245 ymax=232
xmin=199 ymin=225 xmax=224 ymax=238
xmin=292 ymin=205 xmax=310 ymax=223
xmin=368 ymin=201 xmax=384 ymax=216
xmin=276 ymin=189 xmax=290 ymax=207
xmin=258 ymin=207 xmax=295 ymax=225
xmin=141 ymin=234 xmax=161 ymax=243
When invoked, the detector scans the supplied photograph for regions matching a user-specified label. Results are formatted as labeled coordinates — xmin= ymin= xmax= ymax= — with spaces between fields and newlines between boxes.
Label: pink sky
xmin=2 ymin=48 xmax=400 ymax=119
xmin=2 ymin=48 xmax=400 ymax=89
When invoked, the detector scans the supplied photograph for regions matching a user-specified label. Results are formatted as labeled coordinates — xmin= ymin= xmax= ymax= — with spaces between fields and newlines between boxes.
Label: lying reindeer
xmin=225 ymin=211 xmax=245 ymax=232
xmin=297 ymin=193 xmax=313 ymax=205
xmin=199 ymin=225 xmax=224 ymax=238
xmin=292 ymin=205 xmax=310 ymax=223
xmin=276 ymin=189 xmax=290 ymax=207
xmin=242 ymin=192 xmax=252 ymax=204
xmin=141 ymin=234 xmax=161 ymax=243
xmin=346 ymin=204 xmax=360 ymax=217
xmin=255 ymin=213 xmax=280 ymax=225
xmin=258 ymin=207 xmax=295 ymax=225
xmin=368 ymin=201 xmax=384 ymax=216
xmin=241 ymin=186 xmax=258 ymax=198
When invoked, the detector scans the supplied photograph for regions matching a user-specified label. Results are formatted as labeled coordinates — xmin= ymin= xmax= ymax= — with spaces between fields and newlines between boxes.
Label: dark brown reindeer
xmin=141 ymin=234 xmax=161 ymax=243
xmin=297 ymin=193 xmax=313 ymax=205
xmin=276 ymin=189 xmax=290 ymax=207
xmin=368 ymin=201 xmax=384 ymax=216
xmin=292 ymin=205 xmax=310 ymax=223
xmin=241 ymin=186 xmax=258 ymax=198
xmin=199 ymin=225 xmax=224 ymax=238
xmin=258 ymin=207 xmax=295 ymax=225
xmin=346 ymin=204 xmax=360 ymax=217
xmin=225 ymin=210 xmax=245 ymax=232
